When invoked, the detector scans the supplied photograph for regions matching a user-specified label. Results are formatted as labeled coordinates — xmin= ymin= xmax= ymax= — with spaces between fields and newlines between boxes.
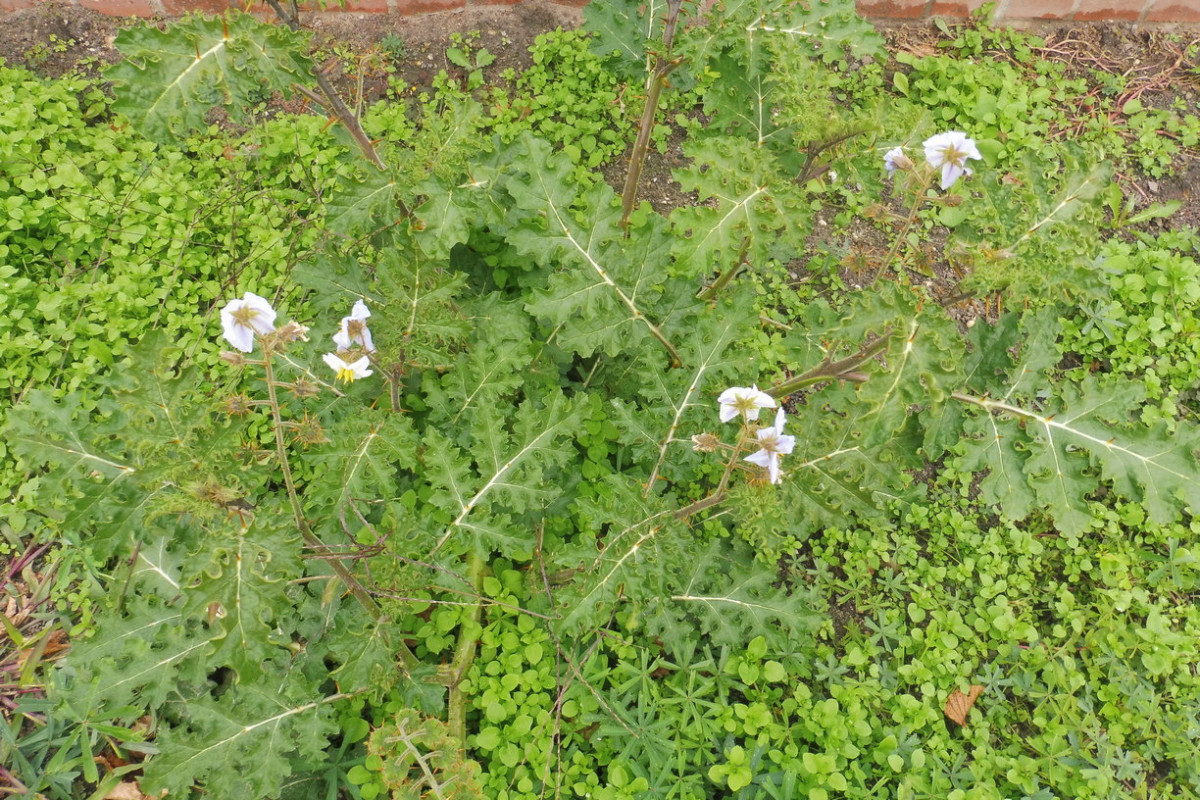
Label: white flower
xmin=884 ymin=146 xmax=912 ymax=177
xmin=744 ymin=407 xmax=796 ymax=484
xmin=923 ymin=131 xmax=982 ymax=190
xmin=323 ymin=353 xmax=373 ymax=383
xmin=717 ymin=385 xmax=776 ymax=423
xmin=220 ymin=292 xmax=277 ymax=353
xmin=333 ymin=299 xmax=375 ymax=353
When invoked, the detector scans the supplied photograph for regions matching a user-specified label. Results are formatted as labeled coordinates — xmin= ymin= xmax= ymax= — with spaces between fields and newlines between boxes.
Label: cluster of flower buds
xmin=885 ymin=130 xmax=982 ymax=191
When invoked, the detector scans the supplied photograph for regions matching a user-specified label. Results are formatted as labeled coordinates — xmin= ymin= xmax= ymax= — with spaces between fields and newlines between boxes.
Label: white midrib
xmin=142 ymin=39 xmax=227 ymax=126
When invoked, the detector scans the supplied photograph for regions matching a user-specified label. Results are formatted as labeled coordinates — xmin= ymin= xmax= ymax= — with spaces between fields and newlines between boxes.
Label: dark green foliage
xmin=8 ymin=2 xmax=1200 ymax=799
xmin=106 ymin=12 xmax=314 ymax=142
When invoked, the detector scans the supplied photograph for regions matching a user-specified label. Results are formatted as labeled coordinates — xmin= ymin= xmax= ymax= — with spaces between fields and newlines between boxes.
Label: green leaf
xmin=180 ymin=516 xmax=303 ymax=683
xmin=5 ymin=333 xmax=238 ymax=559
xmin=962 ymin=378 xmax=1200 ymax=535
xmin=425 ymin=390 xmax=583 ymax=558
xmin=142 ymin=681 xmax=342 ymax=799
xmin=701 ymin=53 xmax=789 ymax=146
xmin=106 ymin=12 xmax=313 ymax=142
xmin=319 ymin=610 xmax=408 ymax=698
xmin=553 ymin=478 xmax=688 ymax=637
xmin=368 ymin=709 xmax=486 ymax=800
xmin=956 ymin=316 xmax=1200 ymax=533
xmin=646 ymin=537 xmax=821 ymax=655
xmin=59 ymin=594 xmax=215 ymax=717
xmin=326 ymin=169 xmax=403 ymax=239
xmin=413 ymin=156 xmax=506 ymax=260
xmin=852 ymin=300 xmax=965 ymax=449
xmin=671 ymin=136 xmax=810 ymax=282
xmin=374 ymin=245 xmax=472 ymax=368
xmin=615 ymin=294 xmax=757 ymax=490
xmin=583 ymin=0 xmax=670 ymax=79
xmin=682 ymin=0 xmax=883 ymax=71
xmin=300 ymin=409 xmax=418 ymax=522
xmin=503 ymin=136 xmax=681 ymax=362
xmin=422 ymin=335 xmax=535 ymax=433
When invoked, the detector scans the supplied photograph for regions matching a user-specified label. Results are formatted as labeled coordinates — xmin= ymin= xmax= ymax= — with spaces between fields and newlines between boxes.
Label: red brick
xmin=1144 ymin=0 xmax=1200 ymax=21
xmin=395 ymin=0 xmax=463 ymax=10
xmin=341 ymin=0 xmax=390 ymax=10
xmin=0 ymin=0 xmax=38 ymax=10
xmin=79 ymin=0 xmax=161 ymax=15
xmin=1073 ymin=0 xmax=1149 ymax=21
xmin=930 ymin=0 xmax=991 ymax=16
xmin=471 ymin=0 xmax=522 ymax=5
xmin=857 ymin=0 xmax=929 ymax=19
xmin=1002 ymin=0 xmax=1076 ymax=19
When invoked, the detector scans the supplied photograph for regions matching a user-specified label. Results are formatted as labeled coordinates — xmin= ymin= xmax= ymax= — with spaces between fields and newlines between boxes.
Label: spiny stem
xmin=714 ymin=426 xmax=751 ymax=498
xmin=767 ymin=334 xmax=891 ymax=399
xmin=619 ymin=60 xmax=679 ymax=230
xmin=619 ymin=0 xmax=685 ymax=231
xmin=697 ymin=238 xmax=751 ymax=302
xmin=675 ymin=490 xmax=728 ymax=520
xmin=872 ymin=167 xmax=935 ymax=283
xmin=444 ymin=553 xmax=484 ymax=743
xmin=262 ymin=0 xmax=409 ymax=217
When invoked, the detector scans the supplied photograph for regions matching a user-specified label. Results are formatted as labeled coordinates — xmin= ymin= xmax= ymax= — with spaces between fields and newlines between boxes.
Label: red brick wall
xmin=2 ymin=0 xmax=1199 ymax=22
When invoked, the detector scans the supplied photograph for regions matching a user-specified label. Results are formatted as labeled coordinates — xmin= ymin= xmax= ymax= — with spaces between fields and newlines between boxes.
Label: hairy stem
xmin=444 ymin=553 xmax=484 ymax=743
xmin=767 ymin=335 xmax=891 ymax=399
xmin=619 ymin=0 xmax=685 ymax=231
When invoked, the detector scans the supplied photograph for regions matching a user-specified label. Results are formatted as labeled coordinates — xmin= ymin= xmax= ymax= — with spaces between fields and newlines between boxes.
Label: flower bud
xmin=289 ymin=377 xmax=321 ymax=399
xmin=292 ymin=413 xmax=329 ymax=446
xmin=222 ymin=393 xmax=254 ymax=416
xmin=276 ymin=320 xmax=311 ymax=344
xmin=219 ymin=350 xmax=247 ymax=366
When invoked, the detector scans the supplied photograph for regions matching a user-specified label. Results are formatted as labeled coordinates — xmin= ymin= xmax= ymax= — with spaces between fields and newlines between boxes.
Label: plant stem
xmin=262 ymin=0 xmax=409 ymax=214
xmin=262 ymin=345 xmax=418 ymax=671
xmin=872 ymin=169 xmax=935 ymax=283
xmin=619 ymin=0 xmax=685 ymax=231
xmin=444 ymin=553 xmax=484 ymax=743
xmin=697 ymin=238 xmax=750 ymax=302
xmin=767 ymin=335 xmax=891 ymax=399
xmin=675 ymin=490 xmax=728 ymax=520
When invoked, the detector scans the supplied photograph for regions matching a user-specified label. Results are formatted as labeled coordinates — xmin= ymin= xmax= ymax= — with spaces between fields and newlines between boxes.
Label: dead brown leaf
xmin=104 ymin=779 xmax=146 ymax=800
xmin=944 ymin=684 xmax=984 ymax=726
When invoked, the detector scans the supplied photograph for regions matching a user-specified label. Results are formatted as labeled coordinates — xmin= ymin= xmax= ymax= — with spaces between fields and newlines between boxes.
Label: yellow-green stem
xmin=446 ymin=553 xmax=485 ymax=743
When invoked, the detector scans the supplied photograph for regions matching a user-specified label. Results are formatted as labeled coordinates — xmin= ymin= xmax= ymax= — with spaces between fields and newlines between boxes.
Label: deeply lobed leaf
xmin=107 ymin=13 xmax=313 ymax=142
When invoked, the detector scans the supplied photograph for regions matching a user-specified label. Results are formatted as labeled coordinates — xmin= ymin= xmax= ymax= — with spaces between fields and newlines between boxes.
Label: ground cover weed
xmin=5 ymin=1 xmax=1200 ymax=798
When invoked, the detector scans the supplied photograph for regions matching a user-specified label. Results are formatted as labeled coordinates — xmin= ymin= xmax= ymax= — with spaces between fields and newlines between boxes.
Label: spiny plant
xmin=7 ymin=1 xmax=1200 ymax=797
